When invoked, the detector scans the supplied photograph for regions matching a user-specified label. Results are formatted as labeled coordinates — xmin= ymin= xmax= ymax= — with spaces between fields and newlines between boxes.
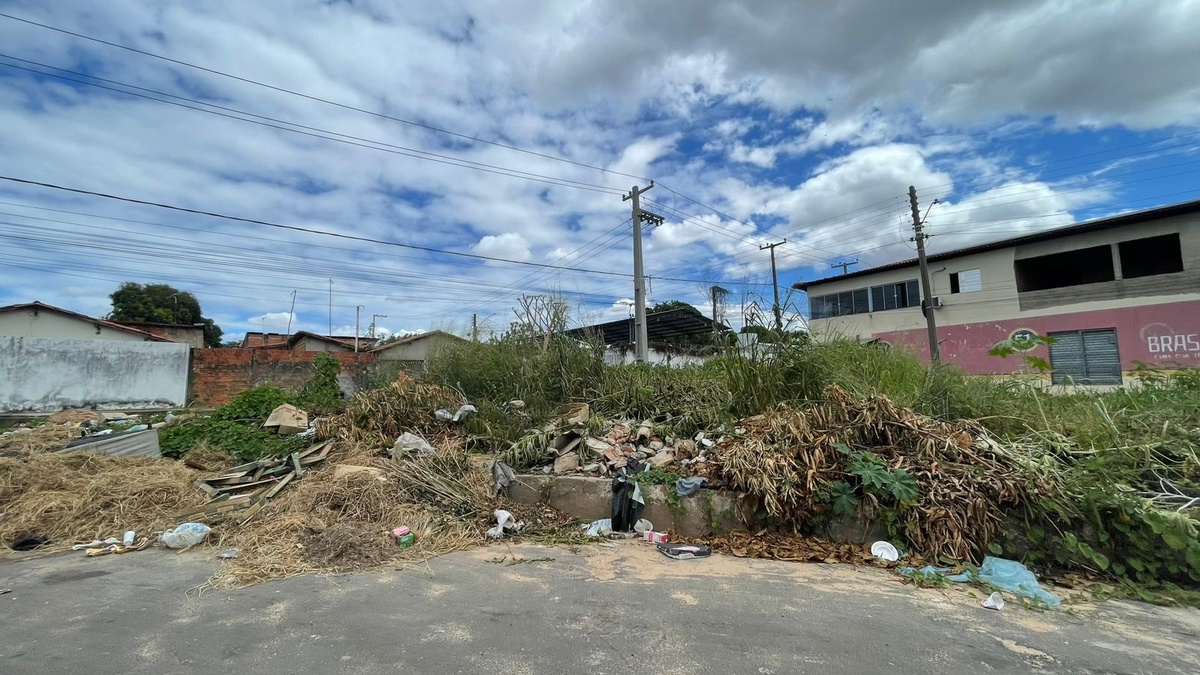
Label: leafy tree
xmin=107 ymin=282 xmax=224 ymax=347
xmin=649 ymin=300 xmax=701 ymax=315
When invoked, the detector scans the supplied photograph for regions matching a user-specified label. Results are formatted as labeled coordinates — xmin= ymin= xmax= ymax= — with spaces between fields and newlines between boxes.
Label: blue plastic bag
xmin=964 ymin=557 xmax=1061 ymax=607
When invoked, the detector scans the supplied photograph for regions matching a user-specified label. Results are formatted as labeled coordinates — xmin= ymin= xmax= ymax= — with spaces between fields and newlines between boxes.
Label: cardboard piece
xmin=263 ymin=404 xmax=308 ymax=435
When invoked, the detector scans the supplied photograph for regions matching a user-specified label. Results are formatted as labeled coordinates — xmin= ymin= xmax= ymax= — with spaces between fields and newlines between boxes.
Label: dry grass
xmin=711 ymin=385 xmax=1035 ymax=563
xmin=204 ymin=442 xmax=492 ymax=588
xmin=317 ymin=377 xmax=464 ymax=446
xmin=0 ymin=452 xmax=207 ymax=549
xmin=0 ymin=411 xmax=109 ymax=456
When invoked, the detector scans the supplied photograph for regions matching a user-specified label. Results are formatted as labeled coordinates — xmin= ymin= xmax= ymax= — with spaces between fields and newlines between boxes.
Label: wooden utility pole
xmin=623 ymin=182 xmax=664 ymax=362
xmin=760 ymin=240 xmax=787 ymax=331
xmin=472 ymin=313 xmax=478 ymax=342
xmin=908 ymin=185 xmax=940 ymax=366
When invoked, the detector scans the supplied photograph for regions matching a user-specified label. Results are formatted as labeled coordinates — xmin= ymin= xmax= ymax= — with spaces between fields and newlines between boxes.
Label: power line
xmin=0 ymin=175 xmax=755 ymax=286
xmin=0 ymin=56 xmax=626 ymax=196
xmin=0 ymin=11 xmax=650 ymax=184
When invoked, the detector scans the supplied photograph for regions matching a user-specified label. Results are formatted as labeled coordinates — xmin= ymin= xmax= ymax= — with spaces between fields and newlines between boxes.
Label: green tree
xmin=107 ymin=282 xmax=224 ymax=347
xmin=649 ymin=300 xmax=701 ymax=315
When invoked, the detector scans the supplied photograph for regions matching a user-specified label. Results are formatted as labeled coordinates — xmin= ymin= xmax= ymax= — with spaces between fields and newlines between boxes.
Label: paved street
xmin=3 ymin=541 xmax=1198 ymax=674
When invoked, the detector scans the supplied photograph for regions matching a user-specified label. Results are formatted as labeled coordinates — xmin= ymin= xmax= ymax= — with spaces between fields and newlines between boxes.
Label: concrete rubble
xmin=528 ymin=403 xmax=725 ymax=479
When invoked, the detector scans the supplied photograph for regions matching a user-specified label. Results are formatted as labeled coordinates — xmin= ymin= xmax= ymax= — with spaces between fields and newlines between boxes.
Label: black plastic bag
xmin=610 ymin=459 xmax=645 ymax=532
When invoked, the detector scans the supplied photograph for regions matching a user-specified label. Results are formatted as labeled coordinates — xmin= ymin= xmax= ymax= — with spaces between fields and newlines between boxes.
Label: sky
xmin=1 ymin=0 xmax=1199 ymax=341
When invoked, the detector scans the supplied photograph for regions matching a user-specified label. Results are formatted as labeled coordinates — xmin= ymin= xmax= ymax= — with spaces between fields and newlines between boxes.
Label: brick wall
xmin=189 ymin=348 xmax=377 ymax=407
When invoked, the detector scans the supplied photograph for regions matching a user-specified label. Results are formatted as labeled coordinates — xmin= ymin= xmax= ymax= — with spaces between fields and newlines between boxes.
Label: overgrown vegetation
xmin=418 ymin=330 xmax=1200 ymax=602
xmin=160 ymin=355 xmax=345 ymax=462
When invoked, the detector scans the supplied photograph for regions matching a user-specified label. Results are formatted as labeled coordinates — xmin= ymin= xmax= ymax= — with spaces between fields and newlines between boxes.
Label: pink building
xmin=795 ymin=199 xmax=1200 ymax=384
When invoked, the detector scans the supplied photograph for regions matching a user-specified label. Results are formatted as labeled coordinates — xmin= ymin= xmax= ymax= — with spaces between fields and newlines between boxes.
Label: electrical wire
xmin=0 ymin=56 xmax=627 ymax=196
xmin=0 ymin=174 xmax=756 ymax=286
xmin=0 ymin=11 xmax=651 ymax=184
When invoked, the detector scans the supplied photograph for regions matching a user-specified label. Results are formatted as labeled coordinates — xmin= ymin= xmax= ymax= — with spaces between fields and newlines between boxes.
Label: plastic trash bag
xmin=160 ymin=523 xmax=211 ymax=549
xmin=392 ymin=432 xmax=435 ymax=457
xmin=583 ymin=518 xmax=613 ymax=537
xmin=972 ymin=557 xmax=1061 ymax=607
xmin=611 ymin=462 xmax=645 ymax=532
xmin=487 ymin=509 xmax=523 ymax=539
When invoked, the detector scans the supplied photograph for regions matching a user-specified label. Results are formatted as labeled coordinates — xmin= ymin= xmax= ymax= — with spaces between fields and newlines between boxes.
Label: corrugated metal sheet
xmin=1082 ymin=329 xmax=1122 ymax=384
xmin=1049 ymin=329 xmax=1121 ymax=385
xmin=59 ymin=429 xmax=160 ymax=458
xmin=1050 ymin=332 xmax=1085 ymax=384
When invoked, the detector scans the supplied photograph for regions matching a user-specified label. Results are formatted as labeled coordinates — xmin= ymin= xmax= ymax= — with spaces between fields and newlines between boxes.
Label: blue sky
xmin=0 ymin=0 xmax=1198 ymax=340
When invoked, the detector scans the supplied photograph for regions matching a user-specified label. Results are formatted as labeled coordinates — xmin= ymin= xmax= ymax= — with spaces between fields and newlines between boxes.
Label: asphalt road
xmin=2 ymin=541 xmax=1198 ymax=674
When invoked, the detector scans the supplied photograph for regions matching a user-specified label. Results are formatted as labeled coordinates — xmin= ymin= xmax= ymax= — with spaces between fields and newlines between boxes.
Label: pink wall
xmin=872 ymin=299 xmax=1200 ymax=374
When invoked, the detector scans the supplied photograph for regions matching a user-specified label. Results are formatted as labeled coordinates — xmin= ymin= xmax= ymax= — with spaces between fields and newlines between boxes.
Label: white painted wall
xmin=0 ymin=337 xmax=190 ymax=412
xmin=603 ymin=347 xmax=710 ymax=367
xmin=0 ymin=308 xmax=151 ymax=341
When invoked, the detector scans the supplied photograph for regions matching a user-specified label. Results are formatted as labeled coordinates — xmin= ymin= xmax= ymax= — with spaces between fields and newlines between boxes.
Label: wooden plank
xmin=299 ymin=442 xmax=332 ymax=465
xmin=193 ymin=479 xmax=220 ymax=498
xmin=237 ymin=500 xmax=268 ymax=526
xmin=297 ymin=439 xmax=334 ymax=459
xmin=173 ymin=495 xmax=253 ymax=519
xmin=204 ymin=474 xmax=262 ymax=486
xmin=262 ymin=472 xmax=295 ymax=500
xmin=217 ymin=477 xmax=283 ymax=494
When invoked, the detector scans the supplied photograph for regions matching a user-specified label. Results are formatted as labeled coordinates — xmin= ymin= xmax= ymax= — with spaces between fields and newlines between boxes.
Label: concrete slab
xmin=508 ymin=474 xmax=884 ymax=540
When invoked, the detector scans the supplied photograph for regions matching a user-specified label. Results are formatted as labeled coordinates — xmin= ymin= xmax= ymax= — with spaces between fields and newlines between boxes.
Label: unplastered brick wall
xmin=189 ymin=348 xmax=377 ymax=407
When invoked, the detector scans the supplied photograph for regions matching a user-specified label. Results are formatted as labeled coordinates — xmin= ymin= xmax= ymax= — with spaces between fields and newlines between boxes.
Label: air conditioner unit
xmin=931 ymin=297 xmax=943 ymax=308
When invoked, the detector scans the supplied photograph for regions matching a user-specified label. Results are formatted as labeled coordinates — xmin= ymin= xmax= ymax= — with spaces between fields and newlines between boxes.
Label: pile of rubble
xmin=525 ymin=404 xmax=725 ymax=477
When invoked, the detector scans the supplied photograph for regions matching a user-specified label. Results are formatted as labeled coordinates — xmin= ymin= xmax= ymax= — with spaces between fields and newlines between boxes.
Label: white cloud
xmin=0 ymin=0 xmax=1194 ymax=342
xmin=472 ymin=233 xmax=532 ymax=262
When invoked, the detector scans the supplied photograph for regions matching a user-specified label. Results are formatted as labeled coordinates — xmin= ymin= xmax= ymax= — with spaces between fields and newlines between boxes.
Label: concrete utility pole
xmin=355 ymin=305 xmax=364 ymax=352
xmin=623 ymin=182 xmax=664 ymax=362
xmin=369 ymin=314 xmax=387 ymax=339
xmin=760 ymin=240 xmax=787 ymax=331
xmin=831 ymin=260 xmax=859 ymax=275
xmin=327 ymin=278 xmax=333 ymax=338
xmin=472 ymin=313 xmax=478 ymax=342
xmin=286 ymin=290 xmax=297 ymax=338
xmin=909 ymin=185 xmax=940 ymax=366
xmin=710 ymin=285 xmax=729 ymax=342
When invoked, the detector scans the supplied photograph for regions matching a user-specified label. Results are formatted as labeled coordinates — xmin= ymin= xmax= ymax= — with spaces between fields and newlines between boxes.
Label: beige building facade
xmin=796 ymin=200 xmax=1200 ymax=384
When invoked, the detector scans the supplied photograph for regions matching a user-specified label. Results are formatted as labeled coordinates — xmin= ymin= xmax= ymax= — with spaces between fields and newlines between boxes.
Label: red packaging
xmin=642 ymin=531 xmax=670 ymax=544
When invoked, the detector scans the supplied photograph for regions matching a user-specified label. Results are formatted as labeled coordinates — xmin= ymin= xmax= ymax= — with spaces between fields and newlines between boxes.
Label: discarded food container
xmin=642 ymin=531 xmax=670 ymax=544
xmin=392 ymin=526 xmax=415 ymax=548
xmin=870 ymin=541 xmax=900 ymax=562
xmin=122 ymin=530 xmax=136 ymax=547
xmin=657 ymin=543 xmax=711 ymax=560
xmin=982 ymin=591 xmax=1005 ymax=611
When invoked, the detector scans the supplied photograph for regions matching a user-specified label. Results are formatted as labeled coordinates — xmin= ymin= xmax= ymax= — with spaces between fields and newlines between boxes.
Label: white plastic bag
xmin=160 ymin=522 xmax=211 ymax=549
xmin=486 ymin=509 xmax=523 ymax=539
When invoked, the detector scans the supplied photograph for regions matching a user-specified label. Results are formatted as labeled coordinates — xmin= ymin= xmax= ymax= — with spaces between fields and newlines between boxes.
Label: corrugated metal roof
xmin=565 ymin=307 xmax=729 ymax=345
xmin=793 ymin=197 xmax=1200 ymax=291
